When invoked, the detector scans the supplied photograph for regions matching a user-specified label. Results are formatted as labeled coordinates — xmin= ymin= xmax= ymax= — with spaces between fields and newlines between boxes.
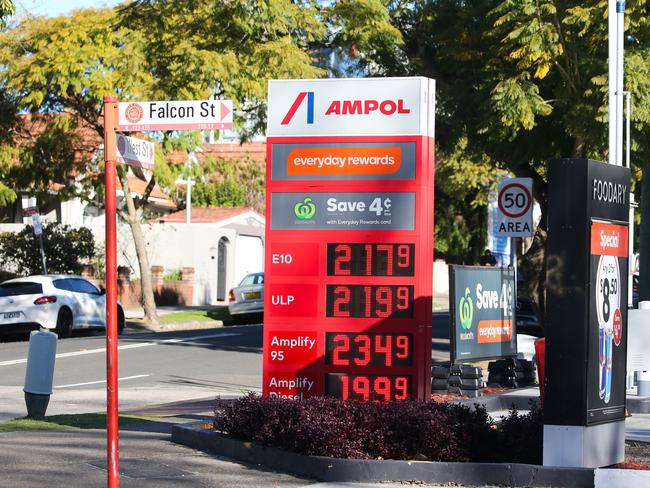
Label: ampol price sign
xmin=264 ymin=77 xmax=436 ymax=401
xmin=496 ymin=177 xmax=533 ymax=237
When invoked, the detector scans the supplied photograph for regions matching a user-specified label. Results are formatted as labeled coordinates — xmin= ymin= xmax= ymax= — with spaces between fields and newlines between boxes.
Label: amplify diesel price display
xmin=263 ymin=77 xmax=436 ymax=401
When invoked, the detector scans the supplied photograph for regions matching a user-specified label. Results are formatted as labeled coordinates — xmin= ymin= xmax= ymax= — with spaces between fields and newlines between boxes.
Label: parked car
xmin=228 ymin=272 xmax=264 ymax=324
xmin=0 ymin=275 xmax=125 ymax=337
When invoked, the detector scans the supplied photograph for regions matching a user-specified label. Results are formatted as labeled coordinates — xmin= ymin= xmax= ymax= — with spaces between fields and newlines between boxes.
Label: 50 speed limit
xmin=498 ymin=183 xmax=532 ymax=218
xmin=496 ymin=178 xmax=533 ymax=237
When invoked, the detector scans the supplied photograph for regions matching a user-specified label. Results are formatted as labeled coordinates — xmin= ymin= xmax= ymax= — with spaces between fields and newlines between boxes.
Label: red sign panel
xmin=263 ymin=78 xmax=435 ymax=401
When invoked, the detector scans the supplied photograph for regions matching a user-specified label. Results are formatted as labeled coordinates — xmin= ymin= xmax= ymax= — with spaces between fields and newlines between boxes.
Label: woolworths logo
xmin=459 ymin=287 xmax=474 ymax=330
xmin=294 ymin=197 xmax=316 ymax=220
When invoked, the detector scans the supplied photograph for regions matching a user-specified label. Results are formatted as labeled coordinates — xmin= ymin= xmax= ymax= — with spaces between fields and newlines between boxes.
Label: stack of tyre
xmin=487 ymin=358 xmax=536 ymax=388
xmin=431 ymin=364 xmax=483 ymax=398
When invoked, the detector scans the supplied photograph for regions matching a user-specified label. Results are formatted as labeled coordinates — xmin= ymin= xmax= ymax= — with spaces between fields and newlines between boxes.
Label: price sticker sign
xmin=496 ymin=177 xmax=533 ymax=237
xmin=588 ymin=220 xmax=628 ymax=421
xmin=263 ymin=77 xmax=436 ymax=401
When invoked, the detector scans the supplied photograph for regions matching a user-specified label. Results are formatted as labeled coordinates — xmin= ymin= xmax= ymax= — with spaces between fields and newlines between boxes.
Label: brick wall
xmin=82 ymin=265 xmax=194 ymax=307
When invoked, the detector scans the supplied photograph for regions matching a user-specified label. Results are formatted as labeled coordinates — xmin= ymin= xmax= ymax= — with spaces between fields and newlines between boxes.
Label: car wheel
xmin=56 ymin=307 xmax=73 ymax=338
xmin=117 ymin=306 xmax=125 ymax=335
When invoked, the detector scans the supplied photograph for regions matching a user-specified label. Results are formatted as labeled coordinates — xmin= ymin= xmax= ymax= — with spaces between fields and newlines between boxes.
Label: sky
xmin=14 ymin=0 xmax=124 ymax=18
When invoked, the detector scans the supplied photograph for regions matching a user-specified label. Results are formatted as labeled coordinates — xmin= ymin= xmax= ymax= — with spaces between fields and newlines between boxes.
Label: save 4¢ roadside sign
xmin=496 ymin=177 xmax=533 ymax=237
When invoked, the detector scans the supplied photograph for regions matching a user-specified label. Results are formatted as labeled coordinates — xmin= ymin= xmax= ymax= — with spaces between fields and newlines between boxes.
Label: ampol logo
xmin=282 ymin=92 xmax=315 ymax=125
xmin=459 ymin=287 xmax=474 ymax=330
xmin=294 ymin=197 xmax=316 ymax=220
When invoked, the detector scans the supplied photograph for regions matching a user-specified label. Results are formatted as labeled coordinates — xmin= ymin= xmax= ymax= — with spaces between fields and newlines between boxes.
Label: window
xmin=53 ymin=279 xmax=74 ymax=292
xmin=239 ymin=274 xmax=256 ymax=286
xmin=0 ymin=282 xmax=43 ymax=296
xmin=73 ymin=279 xmax=100 ymax=295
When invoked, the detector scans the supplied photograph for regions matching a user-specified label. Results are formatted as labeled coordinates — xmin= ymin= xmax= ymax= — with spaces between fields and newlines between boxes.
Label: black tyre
xmin=56 ymin=307 xmax=73 ymax=338
xmin=117 ymin=306 xmax=125 ymax=335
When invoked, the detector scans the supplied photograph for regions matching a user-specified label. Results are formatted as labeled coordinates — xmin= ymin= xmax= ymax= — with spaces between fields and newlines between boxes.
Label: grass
xmin=0 ymin=413 xmax=161 ymax=433
xmin=158 ymin=307 xmax=231 ymax=325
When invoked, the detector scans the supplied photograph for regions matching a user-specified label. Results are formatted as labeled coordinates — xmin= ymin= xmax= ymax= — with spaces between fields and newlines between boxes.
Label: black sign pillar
xmin=545 ymin=159 xmax=630 ymax=468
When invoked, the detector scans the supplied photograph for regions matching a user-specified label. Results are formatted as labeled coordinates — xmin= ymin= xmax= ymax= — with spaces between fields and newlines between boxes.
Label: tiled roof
xmin=116 ymin=177 xmax=177 ymax=209
xmin=157 ymin=207 xmax=257 ymax=223
xmin=167 ymin=142 xmax=266 ymax=165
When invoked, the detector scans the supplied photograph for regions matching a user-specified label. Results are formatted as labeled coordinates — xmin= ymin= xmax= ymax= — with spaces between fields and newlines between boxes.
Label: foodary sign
xmin=449 ymin=266 xmax=516 ymax=361
xmin=263 ymin=77 xmax=436 ymax=401
xmin=116 ymin=100 xmax=233 ymax=131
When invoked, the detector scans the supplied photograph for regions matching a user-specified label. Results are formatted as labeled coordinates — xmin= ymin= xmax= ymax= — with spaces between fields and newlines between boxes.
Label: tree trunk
xmin=520 ymin=226 xmax=548 ymax=323
xmin=119 ymin=173 xmax=159 ymax=324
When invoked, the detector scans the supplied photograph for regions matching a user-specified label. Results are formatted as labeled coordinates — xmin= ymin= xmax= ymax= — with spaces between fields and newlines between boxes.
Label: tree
xmin=0 ymin=3 xmax=330 ymax=321
xmin=0 ymin=8 xmax=163 ymax=320
xmin=381 ymin=0 xmax=650 ymax=311
xmin=0 ymin=0 xmax=13 ymax=29
xmin=0 ymin=223 xmax=95 ymax=276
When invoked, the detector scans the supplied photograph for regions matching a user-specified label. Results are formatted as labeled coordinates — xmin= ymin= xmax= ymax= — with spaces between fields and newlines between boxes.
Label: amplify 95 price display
xmin=327 ymin=243 xmax=415 ymax=276
xmin=326 ymin=285 xmax=414 ymax=318
xmin=325 ymin=373 xmax=411 ymax=401
xmin=325 ymin=333 xmax=412 ymax=367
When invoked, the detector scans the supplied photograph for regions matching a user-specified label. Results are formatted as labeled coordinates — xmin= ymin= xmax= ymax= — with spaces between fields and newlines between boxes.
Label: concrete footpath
xmin=1 ymin=396 xmax=649 ymax=487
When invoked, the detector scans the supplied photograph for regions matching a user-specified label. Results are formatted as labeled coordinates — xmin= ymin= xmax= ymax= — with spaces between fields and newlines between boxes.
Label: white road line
xmin=0 ymin=332 xmax=241 ymax=367
xmin=54 ymin=374 xmax=151 ymax=389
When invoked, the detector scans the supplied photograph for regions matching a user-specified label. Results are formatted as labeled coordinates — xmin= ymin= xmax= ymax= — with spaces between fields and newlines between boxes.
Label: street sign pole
xmin=38 ymin=233 xmax=47 ymax=274
xmin=103 ymin=95 xmax=119 ymax=488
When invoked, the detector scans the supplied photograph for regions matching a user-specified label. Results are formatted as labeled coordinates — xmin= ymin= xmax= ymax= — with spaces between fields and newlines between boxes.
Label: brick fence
xmin=82 ymin=265 xmax=194 ymax=307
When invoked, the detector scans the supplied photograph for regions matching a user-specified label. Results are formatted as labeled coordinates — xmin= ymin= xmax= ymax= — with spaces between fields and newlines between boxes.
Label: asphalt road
xmin=0 ymin=324 xmax=265 ymax=421
xmin=0 ymin=313 xmax=451 ymax=421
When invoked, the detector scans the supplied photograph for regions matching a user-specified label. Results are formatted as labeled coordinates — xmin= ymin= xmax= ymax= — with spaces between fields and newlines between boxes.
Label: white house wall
xmin=88 ymin=221 xmax=263 ymax=305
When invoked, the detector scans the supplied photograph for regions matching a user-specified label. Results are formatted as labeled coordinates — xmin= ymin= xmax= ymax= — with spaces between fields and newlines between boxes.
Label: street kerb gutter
xmin=171 ymin=423 xmax=595 ymax=487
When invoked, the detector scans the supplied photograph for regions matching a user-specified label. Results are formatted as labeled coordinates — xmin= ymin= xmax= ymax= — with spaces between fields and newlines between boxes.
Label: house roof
xmin=167 ymin=142 xmax=266 ymax=165
xmin=157 ymin=207 xmax=261 ymax=224
xmin=116 ymin=177 xmax=177 ymax=209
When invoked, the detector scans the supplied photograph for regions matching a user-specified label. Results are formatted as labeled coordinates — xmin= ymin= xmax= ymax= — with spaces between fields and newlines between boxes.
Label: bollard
xmin=638 ymin=371 xmax=650 ymax=397
xmin=24 ymin=329 xmax=57 ymax=418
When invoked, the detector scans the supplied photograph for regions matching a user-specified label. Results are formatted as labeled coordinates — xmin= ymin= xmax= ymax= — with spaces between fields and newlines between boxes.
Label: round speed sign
xmin=498 ymin=183 xmax=532 ymax=219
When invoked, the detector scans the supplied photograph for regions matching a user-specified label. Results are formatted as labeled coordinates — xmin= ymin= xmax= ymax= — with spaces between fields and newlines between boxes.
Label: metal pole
xmin=186 ymin=176 xmax=192 ymax=224
xmin=103 ymin=95 xmax=119 ymax=488
xmin=615 ymin=1 xmax=625 ymax=166
xmin=511 ymin=237 xmax=518 ymax=326
xmin=608 ymin=0 xmax=617 ymax=165
xmin=38 ymin=233 xmax=47 ymax=274
xmin=624 ymin=91 xmax=631 ymax=168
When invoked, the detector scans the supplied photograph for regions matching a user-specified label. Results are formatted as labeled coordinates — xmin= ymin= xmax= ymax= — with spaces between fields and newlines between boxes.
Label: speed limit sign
xmin=496 ymin=178 xmax=533 ymax=237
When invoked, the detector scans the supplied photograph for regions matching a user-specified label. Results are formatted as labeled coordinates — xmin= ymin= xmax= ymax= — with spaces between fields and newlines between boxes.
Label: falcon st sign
xmin=117 ymin=100 xmax=233 ymax=131
xmin=496 ymin=178 xmax=533 ymax=237
xmin=116 ymin=134 xmax=155 ymax=170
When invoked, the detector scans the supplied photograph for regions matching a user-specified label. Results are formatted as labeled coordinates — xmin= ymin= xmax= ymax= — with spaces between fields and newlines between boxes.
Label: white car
xmin=0 ymin=275 xmax=125 ymax=337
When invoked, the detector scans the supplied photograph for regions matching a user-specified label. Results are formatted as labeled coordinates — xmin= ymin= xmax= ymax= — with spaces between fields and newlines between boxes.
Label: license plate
xmin=245 ymin=292 xmax=261 ymax=300
xmin=3 ymin=311 xmax=21 ymax=319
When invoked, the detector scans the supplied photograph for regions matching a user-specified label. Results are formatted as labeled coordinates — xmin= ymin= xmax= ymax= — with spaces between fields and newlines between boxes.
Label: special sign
xmin=496 ymin=177 xmax=533 ymax=237
xmin=588 ymin=220 xmax=628 ymax=423
xmin=263 ymin=77 xmax=436 ymax=401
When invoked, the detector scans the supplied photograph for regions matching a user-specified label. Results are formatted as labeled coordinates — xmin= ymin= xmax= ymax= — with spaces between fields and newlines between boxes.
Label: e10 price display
xmin=326 ymin=285 xmax=414 ymax=318
xmin=325 ymin=333 xmax=412 ymax=367
xmin=327 ymin=243 xmax=415 ymax=276
xmin=325 ymin=374 xmax=411 ymax=401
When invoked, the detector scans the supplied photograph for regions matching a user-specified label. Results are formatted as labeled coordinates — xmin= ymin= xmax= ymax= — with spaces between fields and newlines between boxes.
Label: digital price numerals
xmin=325 ymin=333 xmax=412 ymax=367
xmin=326 ymin=285 xmax=414 ymax=318
xmin=327 ymin=243 xmax=415 ymax=276
xmin=325 ymin=374 xmax=411 ymax=401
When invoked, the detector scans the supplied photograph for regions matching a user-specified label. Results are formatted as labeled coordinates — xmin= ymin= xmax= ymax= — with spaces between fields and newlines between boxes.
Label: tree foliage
xmin=0 ymin=223 xmax=95 ymax=275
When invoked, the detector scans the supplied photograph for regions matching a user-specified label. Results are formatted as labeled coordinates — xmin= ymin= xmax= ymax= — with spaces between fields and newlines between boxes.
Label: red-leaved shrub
xmin=213 ymin=394 xmax=518 ymax=462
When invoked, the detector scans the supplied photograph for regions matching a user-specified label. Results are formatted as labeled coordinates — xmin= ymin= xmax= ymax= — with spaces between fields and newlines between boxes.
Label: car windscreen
xmin=0 ymin=282 xmax=44 ymax=297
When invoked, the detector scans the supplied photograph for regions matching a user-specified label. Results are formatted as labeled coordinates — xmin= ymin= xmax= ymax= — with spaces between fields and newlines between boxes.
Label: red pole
xmin=103 ymin=95 xmax=119 ymax=487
